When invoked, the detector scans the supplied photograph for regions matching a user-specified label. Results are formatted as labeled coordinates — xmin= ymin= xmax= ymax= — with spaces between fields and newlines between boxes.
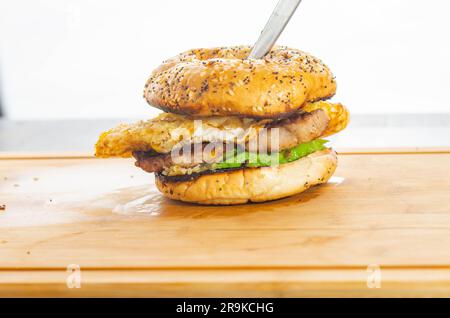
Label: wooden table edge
xmin=1 ymin=267 xmax=450 ymax=297
xmin=1 ymin=147 xmax=449 ymax=160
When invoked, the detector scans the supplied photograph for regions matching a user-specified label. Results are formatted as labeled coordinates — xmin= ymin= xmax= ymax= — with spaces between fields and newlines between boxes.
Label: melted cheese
xmin=95 ymin=113 xmax=265 ymax=157
xmin=95 ymin=101 xmax=349 ymax=158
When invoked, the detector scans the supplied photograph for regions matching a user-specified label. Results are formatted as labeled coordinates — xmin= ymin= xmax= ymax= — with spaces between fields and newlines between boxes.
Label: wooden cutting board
xmin=1 ymin=150 xmax=450 ymax=297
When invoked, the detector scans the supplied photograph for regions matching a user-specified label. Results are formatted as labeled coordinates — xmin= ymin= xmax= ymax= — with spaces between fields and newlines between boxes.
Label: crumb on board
xmin=13 ymin=184 xmax=19 ymax=187
xmin=0 ymin=204 xmax=5 ymax=211
xmin=33 ymin=177 xmax=39 ymax=181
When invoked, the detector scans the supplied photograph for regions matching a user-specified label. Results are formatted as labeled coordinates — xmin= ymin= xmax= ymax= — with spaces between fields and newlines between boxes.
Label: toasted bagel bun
xmin=144 ymin=46 xmax=336 ymax=118
xmin=155 ymin=149 xmax=337 ymax=205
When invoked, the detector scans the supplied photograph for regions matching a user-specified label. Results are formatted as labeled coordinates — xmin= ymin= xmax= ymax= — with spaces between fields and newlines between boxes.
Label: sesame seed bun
xmin=155 ymin=149 xmax=337 ymax=205
xmin=144 ymin=46 xmax=336 ymax=119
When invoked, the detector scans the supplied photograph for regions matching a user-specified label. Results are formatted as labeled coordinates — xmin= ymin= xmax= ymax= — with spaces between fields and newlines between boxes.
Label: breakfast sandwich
xmin=95 ymin=46 xmax=349 ymax=205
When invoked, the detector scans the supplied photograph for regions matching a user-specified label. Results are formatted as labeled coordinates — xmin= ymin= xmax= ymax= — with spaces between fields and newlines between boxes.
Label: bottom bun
xmin=155 ymin=149 xmax=337 ymax=205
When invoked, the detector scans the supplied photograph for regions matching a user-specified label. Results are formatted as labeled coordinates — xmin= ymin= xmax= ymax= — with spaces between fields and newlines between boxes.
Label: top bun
xmin=144 ymin=46 xmax=336 ymax=118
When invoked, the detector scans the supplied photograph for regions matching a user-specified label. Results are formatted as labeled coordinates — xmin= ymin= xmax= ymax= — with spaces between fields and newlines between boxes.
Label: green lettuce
xmin=213 ymin=139 xmax=328 ymax=170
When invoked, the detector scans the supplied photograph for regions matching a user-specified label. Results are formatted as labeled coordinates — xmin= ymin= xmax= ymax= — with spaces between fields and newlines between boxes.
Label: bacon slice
xmin=133 ymin=109 xmax=329 ymax=174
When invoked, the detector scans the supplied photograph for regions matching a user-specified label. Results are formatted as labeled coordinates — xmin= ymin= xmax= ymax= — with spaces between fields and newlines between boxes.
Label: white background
xmin=1 ymin=0 xmax=449 ymax=119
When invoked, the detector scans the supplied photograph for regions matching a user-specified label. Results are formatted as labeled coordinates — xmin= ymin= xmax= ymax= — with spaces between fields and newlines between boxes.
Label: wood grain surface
xmin=1 ymin=152 xmax=450 ymax=297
